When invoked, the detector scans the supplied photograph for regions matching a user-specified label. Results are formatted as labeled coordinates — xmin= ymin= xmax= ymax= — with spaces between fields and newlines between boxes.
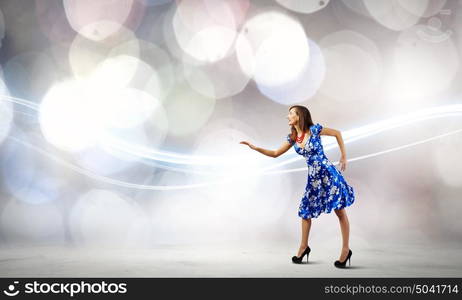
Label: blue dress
xmin=286 ymin=123 xmax=355 ymax=219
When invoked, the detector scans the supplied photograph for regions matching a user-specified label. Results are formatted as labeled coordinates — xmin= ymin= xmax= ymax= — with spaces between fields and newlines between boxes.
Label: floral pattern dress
xmin=286 ymin=123 xmax=355 ymax=219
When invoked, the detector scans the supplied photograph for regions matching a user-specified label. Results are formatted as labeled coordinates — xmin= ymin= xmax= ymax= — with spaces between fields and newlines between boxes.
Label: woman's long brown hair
xmin=288 ymin=105 xmax=314 ymax=143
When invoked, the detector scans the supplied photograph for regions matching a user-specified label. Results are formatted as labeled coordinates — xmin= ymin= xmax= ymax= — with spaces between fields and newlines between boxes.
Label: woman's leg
xmin=334 ymin=208 xmax=350 ymax=261
xmin=297 ymin=217 xmax=311 ymax=256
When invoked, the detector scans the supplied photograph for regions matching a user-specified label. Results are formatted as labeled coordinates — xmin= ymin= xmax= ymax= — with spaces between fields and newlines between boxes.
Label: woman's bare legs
xmin=296 ymin=217 xmax=311 ymax=257
xmin=334 ymin=208 xmax=350 ymax=261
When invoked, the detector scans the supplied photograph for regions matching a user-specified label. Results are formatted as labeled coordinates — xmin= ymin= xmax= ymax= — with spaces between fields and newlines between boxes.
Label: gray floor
xmin=1 ymin=241 xmax=461 ymax=277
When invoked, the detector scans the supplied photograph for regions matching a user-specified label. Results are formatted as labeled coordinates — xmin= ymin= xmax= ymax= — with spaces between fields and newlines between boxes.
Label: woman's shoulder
xmin=286 ymin=133 xmax=295 ymax=145
xmin=311 ymin=123 xmax=323 ymax=135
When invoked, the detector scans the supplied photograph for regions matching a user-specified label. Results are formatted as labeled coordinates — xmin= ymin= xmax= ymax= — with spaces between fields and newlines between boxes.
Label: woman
xmin=240 ymin=105 xmax=355 ymax=268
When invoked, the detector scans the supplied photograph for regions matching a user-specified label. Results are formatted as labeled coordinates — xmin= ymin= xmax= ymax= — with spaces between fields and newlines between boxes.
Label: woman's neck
xmin=294 ymin=125 xmax=303 ymax=136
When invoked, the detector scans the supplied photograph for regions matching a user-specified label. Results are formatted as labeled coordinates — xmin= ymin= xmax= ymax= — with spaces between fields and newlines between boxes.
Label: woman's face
xmin=287 ymin=108 xmax=299 ymax=126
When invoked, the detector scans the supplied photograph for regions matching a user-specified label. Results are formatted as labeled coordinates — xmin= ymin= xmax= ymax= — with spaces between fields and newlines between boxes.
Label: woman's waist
xmin=305 ymin=153 xmax=327 ymax=162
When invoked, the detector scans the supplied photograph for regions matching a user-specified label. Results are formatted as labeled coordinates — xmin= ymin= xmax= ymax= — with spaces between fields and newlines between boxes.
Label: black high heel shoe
xmin=334 ymin=249 xmax=352 ymax=268
xmin=292 ymin=246 xmax=311 ymax=264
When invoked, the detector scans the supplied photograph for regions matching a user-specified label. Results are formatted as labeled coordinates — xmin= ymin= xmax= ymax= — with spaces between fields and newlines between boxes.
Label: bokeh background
xmin=0 ymin=0 xmax=461 ymax=253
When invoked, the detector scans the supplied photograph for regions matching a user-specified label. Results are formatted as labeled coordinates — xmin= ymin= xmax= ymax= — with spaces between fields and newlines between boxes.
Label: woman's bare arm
xmin=320 ymin=127 xmax=348 ymax=171
xmin=239 ymin=141 xmax=292 ymax=158
xmin=319 ymin=127 xmax=346 ymax=158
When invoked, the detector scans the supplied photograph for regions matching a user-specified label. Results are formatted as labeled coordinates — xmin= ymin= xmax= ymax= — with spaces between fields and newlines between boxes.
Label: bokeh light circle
xmin=276 ymin=0 xmax=330 ymax=14
xmin=63 ymin=0 xmax=135 ymax=41
xmin=256 ymin=39 xmax=325 ymax=105
xmin=363 ymin=0 xmax=428 ymax=31
xmin=68 ymin=25 xmax=139 ymax=79
xmin=183 ymin=46 xmax=251 ymax=99
xmin=172 ymin=0 xmax=238 ymax=64
xmin=39 ymin=79 xmax=105 ymax=152
xmin=236 ymin=10 xmax=310 ymax=87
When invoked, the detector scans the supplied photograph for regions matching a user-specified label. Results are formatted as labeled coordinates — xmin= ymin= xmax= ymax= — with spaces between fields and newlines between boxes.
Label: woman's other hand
xmin=239 ymin=141 xmax=256 ymax=150
xmin=339 ymin=156 xmax=347 ymax=172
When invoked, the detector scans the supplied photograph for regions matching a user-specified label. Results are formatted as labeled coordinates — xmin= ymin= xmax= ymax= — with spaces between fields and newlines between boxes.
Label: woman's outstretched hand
xmin=339 ymin=156 xmax=347 ymax=172
xmin=239 ymin=141 xmax=256 ymax=150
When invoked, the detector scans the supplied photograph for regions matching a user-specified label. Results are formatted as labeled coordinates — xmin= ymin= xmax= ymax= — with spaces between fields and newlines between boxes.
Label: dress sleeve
xmin=312 ymin=123 xmax=323 ymax=136
xmin=286 ymin=134 xmax=295 ymax=146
